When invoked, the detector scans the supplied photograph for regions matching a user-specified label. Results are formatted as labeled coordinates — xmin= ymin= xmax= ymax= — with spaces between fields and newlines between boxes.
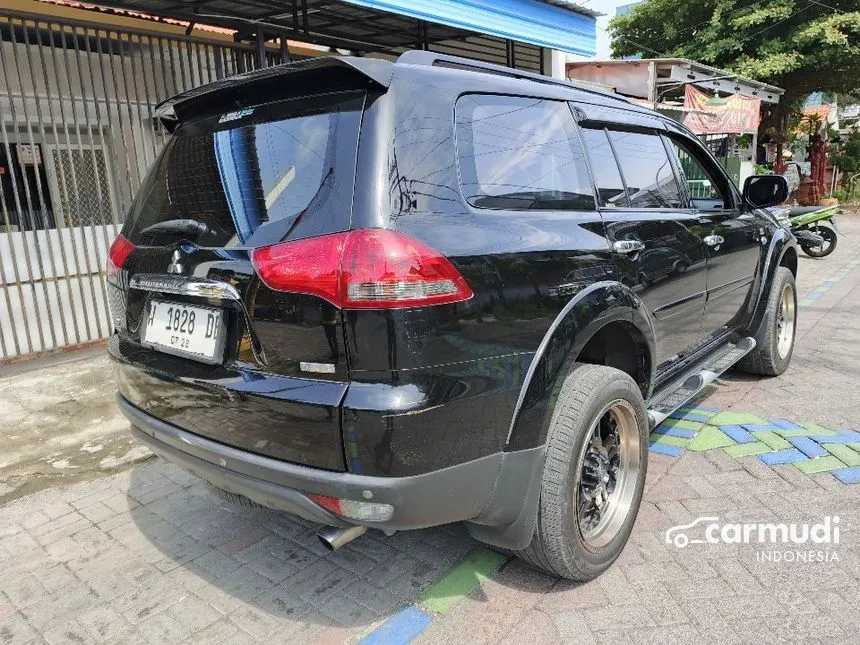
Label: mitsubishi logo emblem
xmin=167 ymin=249 xmax=184 ymax=274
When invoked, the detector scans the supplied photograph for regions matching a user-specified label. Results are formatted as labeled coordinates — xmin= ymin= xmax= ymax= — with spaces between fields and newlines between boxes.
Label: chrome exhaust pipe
xmin=317 ymin=525 xmax=367 ymax=551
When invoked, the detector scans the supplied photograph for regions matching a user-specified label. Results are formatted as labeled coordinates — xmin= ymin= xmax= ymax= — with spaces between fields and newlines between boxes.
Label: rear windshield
xmin=124 ymin=91 xmax=365 ymax=248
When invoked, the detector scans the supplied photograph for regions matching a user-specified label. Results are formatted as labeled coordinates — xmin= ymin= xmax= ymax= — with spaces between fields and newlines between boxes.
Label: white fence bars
xmin=0 ymin=9 xmax=276 ymax=360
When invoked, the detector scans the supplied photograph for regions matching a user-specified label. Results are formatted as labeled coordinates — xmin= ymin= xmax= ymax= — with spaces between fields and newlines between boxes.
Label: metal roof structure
xmin=82 ymin=0 xmax=597 ymax=66
xmin=567 ymin=58 xmax=784 ymax=104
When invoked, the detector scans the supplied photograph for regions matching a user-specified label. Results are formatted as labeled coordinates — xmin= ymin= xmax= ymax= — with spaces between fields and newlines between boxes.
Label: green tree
xmin=832 ymin=129 xmax=860 ymax=175
xmin=609 ymin=1 xmax=860 ymax=137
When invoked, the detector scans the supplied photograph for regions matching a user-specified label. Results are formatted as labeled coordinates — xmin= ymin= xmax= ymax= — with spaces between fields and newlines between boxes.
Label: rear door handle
xmin=613 ymin=240 xmax=645 ymax=254
xmin=703 ymin=235 xmax=724 ymax=248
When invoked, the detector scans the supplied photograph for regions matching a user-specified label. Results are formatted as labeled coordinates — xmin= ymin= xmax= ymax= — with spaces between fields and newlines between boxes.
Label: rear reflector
xmin=252 ymin=229 xmax=473 ymax=309
xmin=308 ymin=493 xmax=394 ymax=522
xmin=106 ymin=234 xmax=135 ymax=279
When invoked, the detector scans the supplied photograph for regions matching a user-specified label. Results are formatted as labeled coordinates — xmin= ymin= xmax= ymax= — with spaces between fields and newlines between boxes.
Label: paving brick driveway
xmin=2 ymin=213 xmax=860 ymax=645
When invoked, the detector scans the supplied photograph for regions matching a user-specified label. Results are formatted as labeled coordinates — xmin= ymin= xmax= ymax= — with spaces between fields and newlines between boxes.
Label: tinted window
xmin=125 ymin=91 xmax=364 ymax=247
xmin=456 ymin=95 xmax=594 ymax=210
xmin=666 ymin=136 xmax=732 ymax=210
xmin=579 ymin=127 xmax=628 ymax=207
xmin=608 ymin=130 xmax=684 ymax=209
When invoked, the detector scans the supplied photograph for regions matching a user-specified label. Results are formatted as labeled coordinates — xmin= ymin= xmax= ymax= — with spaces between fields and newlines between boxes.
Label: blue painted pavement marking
xmin=833 ymin=467 xmax=860 ymax=485
xmin=742 ymin=424 xmax=784 ymax=433
xmin=649 ymin=442 xmax=684 ymax=457
xmin=719 ymin=425 xmax=757 ymax=444
xmin=787 ymin=436 xmax=830 ymax=458
xmin=653 ymin=426 xmax=697 ymax=439
xmin=668 ymin=410 xmax=712 ymax=423
xmin=809 ymin=432 xmax=860 ymax=444
xmin=759 ymin=449 xmax=808 ymax=466
xmin=360 ymin=606 xmax=433 ymax=645
xmin=769 ymin=419 xmax=803 ymax=431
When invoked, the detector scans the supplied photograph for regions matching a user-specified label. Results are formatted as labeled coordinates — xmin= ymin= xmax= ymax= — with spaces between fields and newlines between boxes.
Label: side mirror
xmin=742 ymin=175 xmax=789 ymax=208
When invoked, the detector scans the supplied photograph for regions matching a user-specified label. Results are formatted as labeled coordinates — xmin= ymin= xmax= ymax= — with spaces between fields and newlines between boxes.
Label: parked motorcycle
xmin=790 ymin=205 xmax=839 ymax=257
xmin=771 ymin=205 xmax=839 ymax=258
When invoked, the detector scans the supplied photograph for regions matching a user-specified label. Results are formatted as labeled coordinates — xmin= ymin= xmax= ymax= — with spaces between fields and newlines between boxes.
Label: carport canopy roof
xmin=85 ymin=0 xmax=598 ymax=56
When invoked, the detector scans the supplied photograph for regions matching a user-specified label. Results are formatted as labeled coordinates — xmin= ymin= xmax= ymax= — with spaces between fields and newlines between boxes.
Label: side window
xmin=665 ymin=135 xmax=733 ymax=211
xmin=455 ymin=95 xmax=595 ymax=210
xmin=607 ymin=130 xmax=684 ymax=209
xmin=579 ymin=127 xmax=628 ymax=208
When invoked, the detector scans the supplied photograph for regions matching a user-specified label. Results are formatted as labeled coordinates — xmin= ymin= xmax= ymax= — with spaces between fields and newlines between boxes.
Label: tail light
xmin=106 ymin=234 xmax=135 ymax=279
xmin=308 ymin=493 xmax=394 ymax=522
xmin=251 ymin=229 xmax=473 ymax=309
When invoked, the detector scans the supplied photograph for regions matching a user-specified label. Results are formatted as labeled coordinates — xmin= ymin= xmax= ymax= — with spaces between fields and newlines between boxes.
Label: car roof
xmin=155 ymin=49 xmax=661 ymax=133
xmin=392 ymin=50 xmax=657 ymax=115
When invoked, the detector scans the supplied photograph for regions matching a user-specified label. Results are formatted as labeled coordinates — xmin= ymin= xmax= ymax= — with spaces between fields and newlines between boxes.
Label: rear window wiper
xmin=139 ymin=218 xmax=212 ymax=238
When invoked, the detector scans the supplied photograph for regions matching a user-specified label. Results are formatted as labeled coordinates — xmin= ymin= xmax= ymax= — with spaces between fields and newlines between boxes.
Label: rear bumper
xmin=117 ymin=394 xmax=507 ymax=531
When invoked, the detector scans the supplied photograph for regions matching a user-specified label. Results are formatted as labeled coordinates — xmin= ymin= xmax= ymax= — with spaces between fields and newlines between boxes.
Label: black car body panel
xmin=110 ymin=336 xmax=348 ymax=471
xmin=108 ymin=52 xmax=797 ymax=548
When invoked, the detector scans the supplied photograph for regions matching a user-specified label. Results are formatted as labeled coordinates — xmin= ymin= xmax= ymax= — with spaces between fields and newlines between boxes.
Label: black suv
xmin=108 ymin=51 xmax=796 ymax=580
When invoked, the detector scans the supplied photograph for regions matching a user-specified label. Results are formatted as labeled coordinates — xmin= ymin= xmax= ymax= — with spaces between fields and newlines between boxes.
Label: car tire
xmin=517 ymin=363 xmax=648 ymax=581
xmin=737 ymin=266 xmax=797 ymax=376
xmin=205 ymin=480 xmax=265 ymax=509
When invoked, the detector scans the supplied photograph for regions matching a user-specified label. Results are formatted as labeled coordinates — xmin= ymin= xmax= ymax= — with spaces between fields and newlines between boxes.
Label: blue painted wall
xmin=341 ymin=0 xmax=597 ymax=57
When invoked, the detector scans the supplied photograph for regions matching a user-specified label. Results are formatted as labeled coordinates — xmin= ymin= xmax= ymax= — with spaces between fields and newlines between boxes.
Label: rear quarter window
xmin=455 ymin=95 xmax=595 ymax=211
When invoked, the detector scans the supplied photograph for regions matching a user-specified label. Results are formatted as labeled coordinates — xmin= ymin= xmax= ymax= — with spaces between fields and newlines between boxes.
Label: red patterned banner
xmin=683 ymin=85 xmax=761 ymax=134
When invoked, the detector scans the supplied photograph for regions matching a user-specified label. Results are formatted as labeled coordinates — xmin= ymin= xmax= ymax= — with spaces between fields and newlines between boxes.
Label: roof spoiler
xmin=154 ymin=56 xmax=393 ymax=133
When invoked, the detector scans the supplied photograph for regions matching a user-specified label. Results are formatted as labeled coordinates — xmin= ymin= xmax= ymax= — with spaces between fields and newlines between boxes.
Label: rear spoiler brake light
xmin=155 ymin=56 xmax=393 ymax=133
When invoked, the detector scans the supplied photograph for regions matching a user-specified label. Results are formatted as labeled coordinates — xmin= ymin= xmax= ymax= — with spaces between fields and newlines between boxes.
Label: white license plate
xmin=142 ymin=300 xmax=226 ymax=364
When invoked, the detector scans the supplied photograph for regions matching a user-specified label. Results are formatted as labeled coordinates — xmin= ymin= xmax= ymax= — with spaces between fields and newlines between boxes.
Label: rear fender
xmin=465 ymin=281 xmax=655 ymax=550
xmin=506 ymin=281 xmax=655 ymax=452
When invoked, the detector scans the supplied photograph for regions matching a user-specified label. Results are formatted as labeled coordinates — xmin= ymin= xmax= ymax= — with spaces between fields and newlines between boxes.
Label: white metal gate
xmin=0 ymin=8 xmax=279 ymax=361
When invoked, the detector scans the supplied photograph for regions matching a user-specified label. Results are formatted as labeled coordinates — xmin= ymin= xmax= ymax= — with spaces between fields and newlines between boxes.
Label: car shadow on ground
xmin=125 ymin=461 xmax=496 ymax=634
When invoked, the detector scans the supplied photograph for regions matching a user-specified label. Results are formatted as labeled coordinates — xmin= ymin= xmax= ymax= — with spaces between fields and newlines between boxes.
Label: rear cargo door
xmin=108 ymin=90 xmax=365 ymax=470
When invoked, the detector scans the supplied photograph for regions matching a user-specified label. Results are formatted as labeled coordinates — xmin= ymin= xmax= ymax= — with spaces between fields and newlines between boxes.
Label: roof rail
xmin=396 ymin=50 xmax=622 ymax=102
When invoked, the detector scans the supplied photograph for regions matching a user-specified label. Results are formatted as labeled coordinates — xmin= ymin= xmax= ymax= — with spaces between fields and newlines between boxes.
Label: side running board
xmin=647 ymin=337 xmax=756 ymax=429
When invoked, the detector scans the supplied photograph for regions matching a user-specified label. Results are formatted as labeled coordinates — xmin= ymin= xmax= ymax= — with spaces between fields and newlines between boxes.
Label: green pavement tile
xmin=708 ymin=411 xmax=769 ymax=427
xmin=687 ymin=425 xmax=735 ymax=451
xmin=824 ymin=444 xmax=860 ymax=467
xmin=658 ymin=418 xmax=702 ymax=432
xmin=794 ymin=456 xmax=846 ymax=475
xmin=418 ymin=548 xmax=507 ymax=615
xmin=724 ymin=442 xmax=772 ymax=458
xmin=752 ymin=431 xmax=793 ymax=450
xmin=651 ymin=434 xmax=690 ymax=448
xmin=848 ymin=443 xmax=860 ymax=452
xmin=798 ymin=423 xmax=837 ymax=435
